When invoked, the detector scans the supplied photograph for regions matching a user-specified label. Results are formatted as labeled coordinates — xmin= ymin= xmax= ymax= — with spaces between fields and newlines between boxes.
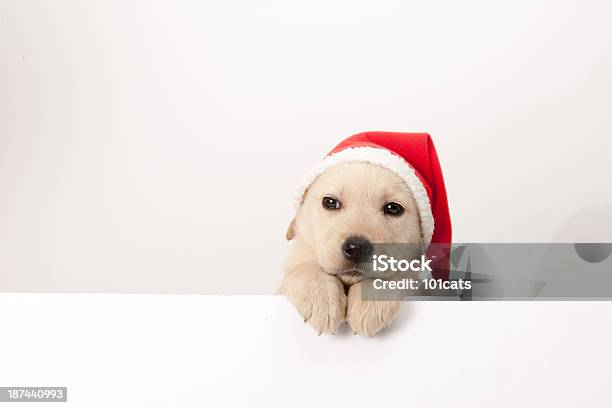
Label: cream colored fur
xmin=281 ymin=162 xmax=422 ymax=336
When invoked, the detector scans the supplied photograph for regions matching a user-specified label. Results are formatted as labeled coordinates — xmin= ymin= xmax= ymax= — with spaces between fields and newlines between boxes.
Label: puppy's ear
xmin=286 ymin=217 xmax=297 ymax=241
xmin=287 ymin=189 xmax=307 ymax=241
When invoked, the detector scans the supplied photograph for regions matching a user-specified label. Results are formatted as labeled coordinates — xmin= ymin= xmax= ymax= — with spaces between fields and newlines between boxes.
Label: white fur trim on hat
xmin=295 ymin=146 xmax=435 ymax=246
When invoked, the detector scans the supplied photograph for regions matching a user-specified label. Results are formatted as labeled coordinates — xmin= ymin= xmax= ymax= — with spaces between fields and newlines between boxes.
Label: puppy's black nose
xmin=342 ymin=236 xmax=373 ymax=262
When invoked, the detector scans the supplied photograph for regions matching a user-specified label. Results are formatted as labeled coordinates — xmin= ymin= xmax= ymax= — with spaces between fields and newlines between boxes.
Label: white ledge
xmin=1 ymin=294 xmax=611 ymax=407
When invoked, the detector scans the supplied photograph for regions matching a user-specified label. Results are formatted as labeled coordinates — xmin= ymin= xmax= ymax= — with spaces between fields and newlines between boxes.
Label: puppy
xmin=281 ymin=162 xmax=423 ymax=336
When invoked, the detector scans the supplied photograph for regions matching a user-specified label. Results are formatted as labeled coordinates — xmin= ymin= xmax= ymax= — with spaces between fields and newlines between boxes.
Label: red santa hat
xmin=296 ymin=131 xmax=452 ymax=251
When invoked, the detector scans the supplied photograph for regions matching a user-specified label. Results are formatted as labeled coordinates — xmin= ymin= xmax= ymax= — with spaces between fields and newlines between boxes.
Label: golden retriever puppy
xmin=281 ymin=162 xmax=423 ymax=336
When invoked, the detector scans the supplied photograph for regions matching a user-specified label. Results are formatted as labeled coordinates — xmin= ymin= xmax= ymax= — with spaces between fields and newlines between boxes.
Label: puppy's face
xmin=292 ymin=162 xmax=422 ymax=276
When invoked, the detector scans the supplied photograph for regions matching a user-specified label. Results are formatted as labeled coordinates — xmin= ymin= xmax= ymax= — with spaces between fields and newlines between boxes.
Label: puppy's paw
xmin=285 ymin=273 xmax=346 ymax=335
xmin=347 ymin=282 xmax=400 ymax=337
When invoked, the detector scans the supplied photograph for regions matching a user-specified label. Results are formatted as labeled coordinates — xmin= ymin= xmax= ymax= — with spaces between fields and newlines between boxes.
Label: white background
xmin=1 ymin=0 xmax=612 ymax=293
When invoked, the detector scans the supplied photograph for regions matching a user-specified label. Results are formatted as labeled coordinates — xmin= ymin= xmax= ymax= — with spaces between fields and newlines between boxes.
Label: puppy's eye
xmin=383 ymin=202 xmax=404 ymax=216
xmin=322 ymin=197 xmax=341 ymax=210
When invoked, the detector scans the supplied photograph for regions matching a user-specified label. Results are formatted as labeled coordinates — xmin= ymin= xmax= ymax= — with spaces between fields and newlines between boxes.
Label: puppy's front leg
xmin=280 ymin=264 xmax=346 ymax=335
xmin=346 ymin=280 xmax=400 ymax=337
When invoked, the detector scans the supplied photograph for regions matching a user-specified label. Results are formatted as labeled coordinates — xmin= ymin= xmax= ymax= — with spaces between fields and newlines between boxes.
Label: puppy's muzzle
xmin=342 ymin=236 xmax=373 ymax=263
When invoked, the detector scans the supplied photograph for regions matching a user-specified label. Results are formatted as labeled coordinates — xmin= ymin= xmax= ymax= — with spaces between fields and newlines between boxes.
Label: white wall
xmin=1 ymin=0 xmax=611 ymax=294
